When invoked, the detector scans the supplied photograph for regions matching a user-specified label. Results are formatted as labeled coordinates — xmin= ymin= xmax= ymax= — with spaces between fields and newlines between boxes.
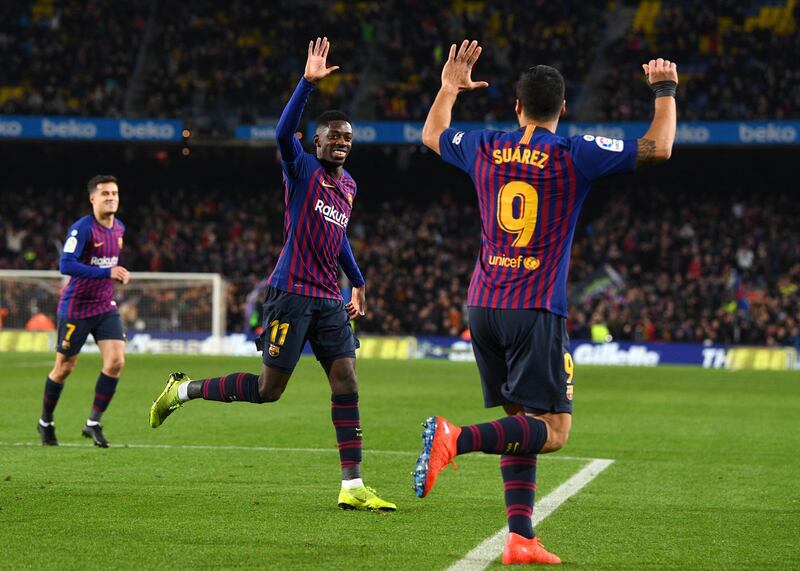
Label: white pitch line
xmin=447 ymin=458 xmax=614 ymax=571
xmin=2 ymin=441 xmax=603 ymax=463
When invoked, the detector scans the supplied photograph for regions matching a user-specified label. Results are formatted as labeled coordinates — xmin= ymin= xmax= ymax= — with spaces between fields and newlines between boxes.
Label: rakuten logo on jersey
xmin=91 ymin=256 xmax=118 ymax=268
xmin=314 ymin=200 xmax=349 ymax=229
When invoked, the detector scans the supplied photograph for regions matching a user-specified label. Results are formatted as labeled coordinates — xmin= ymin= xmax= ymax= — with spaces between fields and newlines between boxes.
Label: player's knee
xmin=105 ymin=355 xmax=125 ymax=376
xmin=330 ymin=368 xmax=357 ymax=395
xmin=258 ymin=384 xmax=284 ymax=403
xmin=52 ymin=360 xmax=76 ymax=381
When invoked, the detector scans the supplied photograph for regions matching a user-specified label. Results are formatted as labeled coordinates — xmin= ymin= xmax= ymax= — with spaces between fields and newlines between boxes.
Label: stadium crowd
xmin=2 ymin=1 xmax=798 ymax=126
xmin=598 ymin=0 xmax=800 ymax=120
xmin=0 ymin=0 xmax=147 ymax=117
xmin=366 ymin=0 xmax=607 ymax=121
xmin=141 ymin=0 xmax=380 ymax=135
xmin=2 ymin=181 xmax=798 ymax=348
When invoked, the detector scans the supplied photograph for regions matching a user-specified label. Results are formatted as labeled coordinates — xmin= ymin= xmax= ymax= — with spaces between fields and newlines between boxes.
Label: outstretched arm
xmin=637 ymin=58 xmax=678 ymax=168
xmin=276 ymin=37 xmax=340 ymax=162
xmin=422 ymin=39 xmax=489 ymax=155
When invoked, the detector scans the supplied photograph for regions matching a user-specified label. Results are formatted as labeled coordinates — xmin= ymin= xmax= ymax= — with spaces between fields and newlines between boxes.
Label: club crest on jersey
xmin=118 ymin=237 xmax=123 ymax=249
xmin=346 ymin=192 xmax=353 ymax=207
xmin=566 ymin=385 xmax=574 ymax=400
xmin=314 ymin=199 xmax=349 ymax=229
xmin=62 ymin=340 xmax=71 ymax=350
xmin=268 ymin=343 xmax=280 ymax=358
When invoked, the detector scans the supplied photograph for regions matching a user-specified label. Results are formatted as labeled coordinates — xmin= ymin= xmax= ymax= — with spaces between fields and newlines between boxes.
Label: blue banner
xmin=416 ymin=337 xmax=798 ymax=369
xmin=235 ymin=120 xmax=800 ymax=145
xmin=0 ymin=115 xmax=182 ymax=141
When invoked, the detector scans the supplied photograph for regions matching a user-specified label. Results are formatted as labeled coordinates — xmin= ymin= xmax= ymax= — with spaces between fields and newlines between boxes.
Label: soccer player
xmin=413 ymin=41 xmax=677 ymax=564
xmin=38 ymin=175 xmax=130 ymax=448
xmin=149 ymin=37 xmax=396 ymax=512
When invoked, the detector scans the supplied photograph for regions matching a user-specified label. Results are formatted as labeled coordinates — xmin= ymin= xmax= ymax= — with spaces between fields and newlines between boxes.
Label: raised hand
xmin=441 ymin=39 xmax=489 ymax=93
xmin=304 ymin=37 xmax=339 ymax=83
xmin=642 ymin=58 xmax=678 ymax=85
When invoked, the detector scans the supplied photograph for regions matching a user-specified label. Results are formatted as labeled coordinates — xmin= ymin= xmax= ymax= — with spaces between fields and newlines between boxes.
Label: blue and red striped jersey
xmin=268 ymin=78 xmax=363 ymax=300
xmin=439 ymin=125 xmax=637 ymax=316
xmin=57 ymin=215 xmax=125 ymax=318
xmin=268 ymin=158 xmax=358 ymax=299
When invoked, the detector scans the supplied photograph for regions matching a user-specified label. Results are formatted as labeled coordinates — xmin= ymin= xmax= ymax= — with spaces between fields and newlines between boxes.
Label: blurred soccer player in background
xmin=414 ymin=40 xmax=677 ymax=564
xmin=38 ymin=175 xmax=130 ymax=448
xmin=150 ymin=37 xmax=395 ymax=512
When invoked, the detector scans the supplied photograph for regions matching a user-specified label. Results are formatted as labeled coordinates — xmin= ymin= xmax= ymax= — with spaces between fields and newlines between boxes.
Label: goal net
xmin=0 ymin=270 xmax=226 ymax=351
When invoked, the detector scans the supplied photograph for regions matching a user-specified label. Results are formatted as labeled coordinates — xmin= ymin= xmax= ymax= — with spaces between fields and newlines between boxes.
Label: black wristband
xmin=650 ymin=80 xmax=677 ymax=98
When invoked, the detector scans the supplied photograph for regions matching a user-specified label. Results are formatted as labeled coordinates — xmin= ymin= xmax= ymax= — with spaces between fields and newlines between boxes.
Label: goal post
xmin=0 ymin=270 xmax=226 ymax=347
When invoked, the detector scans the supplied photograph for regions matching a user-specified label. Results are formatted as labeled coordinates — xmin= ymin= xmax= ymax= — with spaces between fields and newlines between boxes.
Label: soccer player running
xmin=413 ymin=40 xmax=677 ymax=564
xmin=149 ymin=37 xmax=396 ymax=512
xmin=38 ymin=175 xmax=130 ymax=448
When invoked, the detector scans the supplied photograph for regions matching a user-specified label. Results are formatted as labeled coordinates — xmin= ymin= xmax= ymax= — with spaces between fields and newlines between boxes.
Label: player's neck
xmin=321 ymin=161 xmax=344 ymax=179
xmin=518 ymin=115 xmax=558 ymax=134
xmin=94 ymin=213 xmax=115 ymax=229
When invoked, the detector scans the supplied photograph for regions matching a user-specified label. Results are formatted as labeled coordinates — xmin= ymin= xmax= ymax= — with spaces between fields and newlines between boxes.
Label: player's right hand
xmin=110 ymin=266 xmax=130 ymax=284
xmin=304 ymin=37 xmax=339 ymax=83
xmin=440 ymin=39 xmax=489 ymax=93
xmin=642 ymin=58 xmax=678 ymax=85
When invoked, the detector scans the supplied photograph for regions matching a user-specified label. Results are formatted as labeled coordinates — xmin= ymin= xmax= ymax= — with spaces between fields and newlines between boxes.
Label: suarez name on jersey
xmin=57 ymin=215 xmax=125 ymax=318
xmin=439 ymin=125 xmax=637 ymax=316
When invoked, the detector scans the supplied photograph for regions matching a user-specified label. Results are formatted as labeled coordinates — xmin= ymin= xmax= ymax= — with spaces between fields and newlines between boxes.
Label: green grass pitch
xmin=1 ymin=352 xmax=798 ymax=569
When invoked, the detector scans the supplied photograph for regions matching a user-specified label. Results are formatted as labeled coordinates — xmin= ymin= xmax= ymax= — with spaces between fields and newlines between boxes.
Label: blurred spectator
xmin=596 ymin=1 xmax=800 ymax=120
xmin=3 ymin=1 xmax=797 ymax=127
xmin=0 ymin=1 xmax=147 ymax=116
xmin=1 ymin=180 xmax=798 ymax=345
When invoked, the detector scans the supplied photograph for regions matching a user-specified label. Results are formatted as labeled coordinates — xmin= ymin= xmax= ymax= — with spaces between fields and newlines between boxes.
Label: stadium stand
xmin=0 ymin=0 xmax=148 ymax=116
xmin=2 ymin=179 xmax=798 ymax=348
xmin=597 ymin=0 xmax=800 ymax=120
xmin=2 ymin=1 xmax=798 ymax=127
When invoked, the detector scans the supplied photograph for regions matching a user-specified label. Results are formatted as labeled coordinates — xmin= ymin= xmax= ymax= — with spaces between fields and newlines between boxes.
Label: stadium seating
xmin=0 ymin=0 xmax=147 ymax=116
xmin=2 ymin=1 xmax=797 ymax=126
xmin=2 ymin=182 xmax=797 ymax=347
xmin=597 ymin=0 xmax=800 ymax=120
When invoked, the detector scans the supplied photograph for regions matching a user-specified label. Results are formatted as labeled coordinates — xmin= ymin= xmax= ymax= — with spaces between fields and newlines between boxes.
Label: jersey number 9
xmin=496 ymin=181 xmax=538 ymax=248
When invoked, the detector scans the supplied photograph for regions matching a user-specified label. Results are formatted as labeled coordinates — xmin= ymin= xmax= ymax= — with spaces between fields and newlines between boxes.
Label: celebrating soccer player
xmin=150 ymin=37 xmax=396 ymax=512
xmin=413 ymin=41 xmax=677 ymax=564
xmin=38 ymin=175 xmax=130 ymax=448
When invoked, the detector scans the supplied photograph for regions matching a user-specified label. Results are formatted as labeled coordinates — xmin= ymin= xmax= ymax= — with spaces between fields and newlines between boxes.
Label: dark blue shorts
xmin=468 ymin=307 xmax=574 ymax=414
xmin=56 ymin=311 xmax=125 ymax=356
xmin=258 ymin=286 xmax=359 ymax=372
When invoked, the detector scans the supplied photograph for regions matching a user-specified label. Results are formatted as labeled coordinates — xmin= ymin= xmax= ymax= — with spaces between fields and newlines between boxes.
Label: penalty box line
xmin=3 ymin=441 xmax=609 ymax=464
xmin=447 ymin=458 xmax=615 ymax=571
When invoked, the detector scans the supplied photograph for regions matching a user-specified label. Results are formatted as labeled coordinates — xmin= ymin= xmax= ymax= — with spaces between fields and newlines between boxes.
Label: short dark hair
xmin=87 ymin=174 xmax=118 ymax=194
xmin=516 ymin=65 xmax=565 ymax=121
xmin=316 ymin=110 xmax=351 ymax=128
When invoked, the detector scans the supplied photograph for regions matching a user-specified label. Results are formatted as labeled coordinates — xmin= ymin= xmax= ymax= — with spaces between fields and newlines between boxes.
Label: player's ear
xmin=560 ymin=100 xmax=566 ymax=117
xmin=314 ymin=133 xmax=321 ymax=147
xmin=514 ymin=99 xmax=523 ymax=117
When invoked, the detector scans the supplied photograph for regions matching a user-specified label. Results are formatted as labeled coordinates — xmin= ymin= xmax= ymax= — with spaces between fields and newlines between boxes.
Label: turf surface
xmin=1 ymin=353 xmax=798 ymax=569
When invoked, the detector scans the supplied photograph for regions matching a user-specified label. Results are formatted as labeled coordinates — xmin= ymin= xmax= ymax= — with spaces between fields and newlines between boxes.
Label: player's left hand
xmin=440 ymin=39 xmax=489 ymax=94
xmin=304 ymin=37 xmax=339 ymax=83
xmin=346 ymin=286 xmax=366 ymax=320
